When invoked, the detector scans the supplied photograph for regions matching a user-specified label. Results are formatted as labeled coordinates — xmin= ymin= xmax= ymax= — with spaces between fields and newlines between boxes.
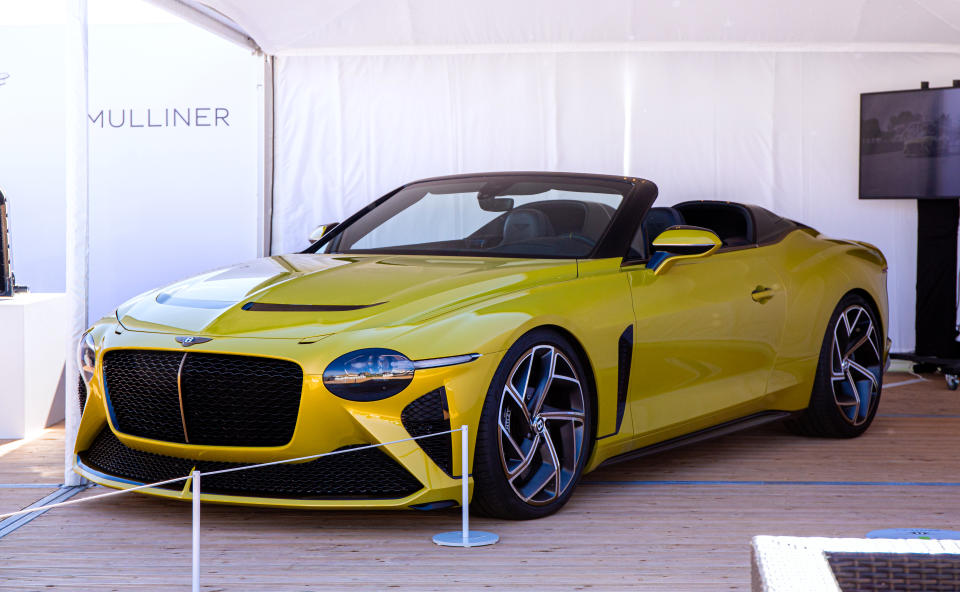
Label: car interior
xmin=341 ymin=194 xmax=761 ymax=260
xmin=463 ymin=199 xmax=617 ymax=256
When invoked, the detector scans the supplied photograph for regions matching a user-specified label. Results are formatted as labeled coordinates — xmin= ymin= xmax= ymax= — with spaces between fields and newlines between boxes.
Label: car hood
xmin=116 ymin=254 xmax=577 ymax=339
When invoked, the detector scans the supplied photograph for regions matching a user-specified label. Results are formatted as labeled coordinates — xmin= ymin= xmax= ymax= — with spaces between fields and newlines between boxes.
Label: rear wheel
xmin=786 ymin=294 xmax=883 ymax=438
xmin=472 ymin=330 xmax=593 ymax=519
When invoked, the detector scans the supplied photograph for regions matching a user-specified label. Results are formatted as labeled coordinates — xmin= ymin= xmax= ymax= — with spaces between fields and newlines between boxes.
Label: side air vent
xmin=78 ymin=374 xmax=87 ymax=413
xmin=616 ymin=325 xmax=633 ymax=434
xmin=401 ymin=388 xmax=453 ymax=477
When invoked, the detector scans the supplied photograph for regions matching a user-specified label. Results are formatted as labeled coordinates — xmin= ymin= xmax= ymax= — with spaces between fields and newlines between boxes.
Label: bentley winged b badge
xmin=175 ymin=336 xmax=212 ymax=347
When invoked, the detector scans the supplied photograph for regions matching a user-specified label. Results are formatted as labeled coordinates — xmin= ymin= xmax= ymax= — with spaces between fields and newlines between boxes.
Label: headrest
xmin=502 ymin=208 xmax=555 ymax=243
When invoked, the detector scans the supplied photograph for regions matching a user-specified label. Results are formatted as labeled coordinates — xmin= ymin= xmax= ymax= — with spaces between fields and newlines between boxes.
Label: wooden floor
xmin=1 ymin=372 xmax=958 ymax=591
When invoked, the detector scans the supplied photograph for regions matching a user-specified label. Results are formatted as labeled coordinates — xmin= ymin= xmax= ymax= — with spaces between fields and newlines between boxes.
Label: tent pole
xmin=64 ymin=0 xmax=90 ymax=487
xmin=258 ymin=55 xmax=275 ymax=258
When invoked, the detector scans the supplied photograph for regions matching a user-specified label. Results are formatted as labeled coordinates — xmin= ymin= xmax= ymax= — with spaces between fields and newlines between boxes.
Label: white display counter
xmin=0 ymin=293 xmax=67 ymax=439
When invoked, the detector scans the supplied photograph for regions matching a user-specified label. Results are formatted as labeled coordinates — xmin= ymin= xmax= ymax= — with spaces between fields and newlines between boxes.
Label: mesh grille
xmin=826 ymin=552 xmax=960 ymax=591
xmin=401 ymin=388 xmax=453 ymax=477
xmin=79 ymin=429 xmax=423 ymax=500
xmin=103 ymin=350 xmax=186 ymax=443
xmin=78 ymin=374 xmax=87 ymax=413
xmin=180 ymin=353 xmax=302 ymax=446
xmin=101 ymin=349 xmax=303 ymax=447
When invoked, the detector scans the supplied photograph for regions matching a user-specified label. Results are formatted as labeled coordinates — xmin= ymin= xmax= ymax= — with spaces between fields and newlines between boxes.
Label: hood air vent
xmin=241 ymin=302 xmax=385 ymax=312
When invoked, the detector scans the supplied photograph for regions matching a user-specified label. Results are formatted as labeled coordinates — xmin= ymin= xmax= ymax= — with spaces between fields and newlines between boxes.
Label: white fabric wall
xmin=273 ymin=50 xmax=960 ymax=353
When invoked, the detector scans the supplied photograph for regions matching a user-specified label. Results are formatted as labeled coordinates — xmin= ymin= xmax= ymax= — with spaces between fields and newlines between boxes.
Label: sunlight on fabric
xmin=621 ymin=61 xmax=632 ymax=177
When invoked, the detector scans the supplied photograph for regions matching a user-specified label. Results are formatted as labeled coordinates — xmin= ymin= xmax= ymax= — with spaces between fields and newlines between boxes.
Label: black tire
xmin=472 ymin=329 xmax=594 ymax=520
xmin=785 ymin=294 xmax=884 ymax=438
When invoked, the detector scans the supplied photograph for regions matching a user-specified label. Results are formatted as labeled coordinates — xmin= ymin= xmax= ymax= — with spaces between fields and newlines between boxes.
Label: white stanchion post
xmin=192 ymin=470 xmax=200 ymax=592
xmin=461 ymin=425 xmax=469 ymax=545
xmin=432 ymin=425 xmax=498 ymax=547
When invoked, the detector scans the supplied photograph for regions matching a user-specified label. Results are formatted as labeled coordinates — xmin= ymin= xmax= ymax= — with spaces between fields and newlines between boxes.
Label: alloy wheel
xmin=830 ymin=304 xmax=882 ymax=426
xmin=497 ymin=345 xmax=586 ymax=506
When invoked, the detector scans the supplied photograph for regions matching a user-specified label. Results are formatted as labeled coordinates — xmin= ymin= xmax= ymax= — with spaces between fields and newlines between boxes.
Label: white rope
xmin=0 ymin=477 xmax=189 ymax=519
xmin=0 ymin=427 xmax=461 ymax=520
xmin=201 ymin=428 xmax=460 ymax=477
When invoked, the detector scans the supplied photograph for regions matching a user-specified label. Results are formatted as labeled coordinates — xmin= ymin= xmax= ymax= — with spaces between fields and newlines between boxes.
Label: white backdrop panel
xmin=86 ymin=9 xmax=261 ymax=323
xmin=1 ymin=1 xmax=262 ymax=324
xmin=273 ymin=50 xmax=960 ymax=353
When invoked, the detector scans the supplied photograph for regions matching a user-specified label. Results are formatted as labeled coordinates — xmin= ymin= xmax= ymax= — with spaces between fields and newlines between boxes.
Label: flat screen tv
xmin=860 ymin=85 xmax=960 ymax=199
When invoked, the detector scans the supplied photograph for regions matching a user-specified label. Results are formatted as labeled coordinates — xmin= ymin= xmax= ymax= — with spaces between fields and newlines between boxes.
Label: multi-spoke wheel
xmin=498 ymin=345 xmax=586 ymax=506
xmin=829 ymin=304 xmax=882 ymax=426
xmin=786 ymin=295 xmax=884 ymax=438
xmin=473 ymin=330 xmax=593 ymax=519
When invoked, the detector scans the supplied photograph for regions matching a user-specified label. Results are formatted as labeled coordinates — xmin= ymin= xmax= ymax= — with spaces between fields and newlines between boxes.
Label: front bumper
xmin=74 ymin=328 xmax=499 ymax=509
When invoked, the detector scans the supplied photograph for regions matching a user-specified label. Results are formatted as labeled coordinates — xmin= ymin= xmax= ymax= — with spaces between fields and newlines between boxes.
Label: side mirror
xmin=647 ymin=226 xmax=721 ymax=275
xmin=308 ymin=222 xmax=339 ymax=243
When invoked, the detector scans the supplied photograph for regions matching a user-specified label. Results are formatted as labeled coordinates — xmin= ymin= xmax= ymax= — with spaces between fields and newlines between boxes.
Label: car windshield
xmin=325 ymin=177 xmax=630 ymax=258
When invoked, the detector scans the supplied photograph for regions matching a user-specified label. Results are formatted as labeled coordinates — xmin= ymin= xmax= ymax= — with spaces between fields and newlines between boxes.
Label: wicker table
xmin=752 ymin=536 xmax=960 ymax=591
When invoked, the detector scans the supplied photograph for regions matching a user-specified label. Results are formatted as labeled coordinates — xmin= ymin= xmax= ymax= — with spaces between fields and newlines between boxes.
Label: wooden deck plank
xmin=0 ymin=426 xmax=65 ymax=484
xmin=0 ymin=488 xmax=57 ymax=517
xmin=0 ymin=372 xmax=958 ymax=590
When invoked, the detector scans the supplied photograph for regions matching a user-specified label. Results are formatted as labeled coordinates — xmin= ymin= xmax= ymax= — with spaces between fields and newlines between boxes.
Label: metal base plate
xmin=867 ymin=528 xmax=960 ymax=540
xmin=432 ymin=530 xmax=499 ymax=547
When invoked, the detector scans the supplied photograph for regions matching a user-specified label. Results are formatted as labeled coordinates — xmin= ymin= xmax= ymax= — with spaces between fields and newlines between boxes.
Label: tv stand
xmin=890 ymin=199 xmax=960 ymax=389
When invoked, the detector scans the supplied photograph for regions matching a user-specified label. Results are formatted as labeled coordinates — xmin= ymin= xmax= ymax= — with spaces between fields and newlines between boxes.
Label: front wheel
xmin=472 ymin=330 xmax=593 ymax=519
xmin=786 ymin=294 xmax=884 ymax=438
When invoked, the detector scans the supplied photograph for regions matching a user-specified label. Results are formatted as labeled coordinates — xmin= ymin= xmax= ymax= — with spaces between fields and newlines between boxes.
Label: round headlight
xmin=323 ymin=348 xmax=414 ymax=401
xmin=77 ymin=331 xmax=97 ymax=384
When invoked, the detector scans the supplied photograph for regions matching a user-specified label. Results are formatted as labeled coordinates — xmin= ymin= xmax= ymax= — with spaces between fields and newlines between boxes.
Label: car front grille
xmin=79 ymin=428 xmax=424 ymax=500
xmin=103 ymin=350 xmax=184 ymax=442
xmin=401 ymin=388 xmax=453 ymax=477
xmin=102 ymin=349 xmax=303 ymax=447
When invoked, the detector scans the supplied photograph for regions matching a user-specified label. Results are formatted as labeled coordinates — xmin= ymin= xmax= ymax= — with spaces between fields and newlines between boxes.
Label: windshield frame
xmin=302 ymin=172 xmax=658 ymax=260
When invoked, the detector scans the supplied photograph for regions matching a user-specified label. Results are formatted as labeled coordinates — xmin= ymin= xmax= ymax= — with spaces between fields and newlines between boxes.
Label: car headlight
xmin=77 ymin=330 xmax=97 ymax=384
xmin=323 ymin=348 xmax=415 ymax=401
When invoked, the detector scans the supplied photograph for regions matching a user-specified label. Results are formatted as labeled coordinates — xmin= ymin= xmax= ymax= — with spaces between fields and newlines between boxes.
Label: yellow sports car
xmin=74 ymin=172 xmax=889 ymax=519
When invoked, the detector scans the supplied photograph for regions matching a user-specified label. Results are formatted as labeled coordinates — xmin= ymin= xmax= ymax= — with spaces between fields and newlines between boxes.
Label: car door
xmin=623 ymin=244 xmax=787 ymax=439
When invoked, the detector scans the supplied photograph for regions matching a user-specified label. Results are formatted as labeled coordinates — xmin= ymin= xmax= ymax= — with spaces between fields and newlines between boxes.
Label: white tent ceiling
xmin=155 ymin=0 xmax=960 ymax=54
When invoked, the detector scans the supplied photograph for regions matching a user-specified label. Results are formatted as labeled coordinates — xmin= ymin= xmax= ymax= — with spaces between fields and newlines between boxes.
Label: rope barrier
xmin=0 ymin=474 xmax=191 ymax=520
xmin=200 ymin=428 xmax=462 ymax=477
xmin=0 ymin=427 xmax=461 ymax=521
xmin=0 ymin=424 xmax=498 ymax=592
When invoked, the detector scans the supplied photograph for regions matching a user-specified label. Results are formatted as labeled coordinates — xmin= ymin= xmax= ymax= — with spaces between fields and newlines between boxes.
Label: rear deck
xmin=1 ymin=372 xmax=958 ymax=591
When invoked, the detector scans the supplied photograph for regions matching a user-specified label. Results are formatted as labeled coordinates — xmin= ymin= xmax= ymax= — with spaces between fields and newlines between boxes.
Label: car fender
xmin=764 ymin=230 xmax=889 ymax=411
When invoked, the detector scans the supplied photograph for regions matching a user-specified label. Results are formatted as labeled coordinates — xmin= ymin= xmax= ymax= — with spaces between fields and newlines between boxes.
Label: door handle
xmin=751 ymin=286 xmax=775 ymax=303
